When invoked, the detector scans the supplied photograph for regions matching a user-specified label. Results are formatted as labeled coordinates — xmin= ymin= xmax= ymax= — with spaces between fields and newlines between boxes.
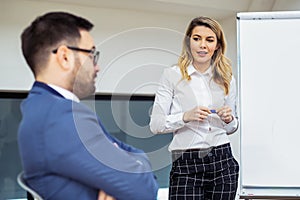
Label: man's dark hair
xmin=21 ymin=12 xmax=94 ymax=76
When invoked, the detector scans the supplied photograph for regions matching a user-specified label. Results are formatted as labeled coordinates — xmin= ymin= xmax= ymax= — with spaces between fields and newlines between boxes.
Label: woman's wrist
xmin=183 ymin=112 xmax=188 ymax=123
xmin=224 ymin=115 xmax=234 ymax=124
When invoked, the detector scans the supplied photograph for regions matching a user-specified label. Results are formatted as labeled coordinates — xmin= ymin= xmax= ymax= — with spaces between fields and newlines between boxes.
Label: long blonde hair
xmin=178 ymin=16 xmax=232 ymax=95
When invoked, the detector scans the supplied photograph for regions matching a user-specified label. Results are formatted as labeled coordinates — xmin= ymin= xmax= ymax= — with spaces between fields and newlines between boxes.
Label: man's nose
xmin=94 ymin=64 xmax=100 ymax=72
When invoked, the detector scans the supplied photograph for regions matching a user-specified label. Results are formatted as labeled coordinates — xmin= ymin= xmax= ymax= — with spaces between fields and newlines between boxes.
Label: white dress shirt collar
xmin=187 ymin=64 xmax=212 ymax=76
xmin=48 ymin=84 xmax=80 ymax=103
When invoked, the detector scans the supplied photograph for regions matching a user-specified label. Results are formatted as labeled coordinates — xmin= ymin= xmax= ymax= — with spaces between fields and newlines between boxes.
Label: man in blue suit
xmin=18 ymin=12 xmax=158 ymax=200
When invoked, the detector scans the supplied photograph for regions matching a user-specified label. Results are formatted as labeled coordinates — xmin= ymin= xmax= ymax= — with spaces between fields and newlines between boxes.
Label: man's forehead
xmin=79 ymin=30 xmax=95 ymax=47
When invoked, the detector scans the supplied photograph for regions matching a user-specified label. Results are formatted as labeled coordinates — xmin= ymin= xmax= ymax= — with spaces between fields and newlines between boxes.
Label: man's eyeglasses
xmin=52 ymin=46 xmax=100 ymax=66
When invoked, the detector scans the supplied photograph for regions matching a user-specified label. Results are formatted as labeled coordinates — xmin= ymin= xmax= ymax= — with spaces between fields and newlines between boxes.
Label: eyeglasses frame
xmin=52 ymin=46 xmax=99 ymax=66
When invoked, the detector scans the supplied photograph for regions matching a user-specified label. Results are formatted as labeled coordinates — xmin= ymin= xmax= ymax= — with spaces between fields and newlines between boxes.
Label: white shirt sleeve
xmin=150 ymin=69 xmax=185 ymax=134
xmin=223 ymin=76 xmax=239 ymax=134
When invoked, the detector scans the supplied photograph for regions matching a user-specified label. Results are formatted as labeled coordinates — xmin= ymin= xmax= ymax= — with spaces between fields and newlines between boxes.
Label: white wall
xmin=220 ymin=16 xmax=238 ymax=76
xmin=0 ymin=0 xmax=242 ymax=94
xmin=2 ymin=0 xmax=299 ymax=91
xmin=0 ymin=0 xmax=192 ymax=94
xmin=272 ymin=0 xmax=300 ymax=10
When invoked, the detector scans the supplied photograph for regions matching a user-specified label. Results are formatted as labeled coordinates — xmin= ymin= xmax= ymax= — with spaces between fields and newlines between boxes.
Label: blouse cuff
xmin=166 ymin=112 xmax=185 ymax=129
xmin=223 ymin=116 xmax=239 ymax=135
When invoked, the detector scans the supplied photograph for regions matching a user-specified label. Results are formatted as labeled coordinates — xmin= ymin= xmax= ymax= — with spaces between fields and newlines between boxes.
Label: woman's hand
xmin=183 ymin=106 xmax=211 ymax=123
xmin=216 ymin=105 xmax=233 ymax=124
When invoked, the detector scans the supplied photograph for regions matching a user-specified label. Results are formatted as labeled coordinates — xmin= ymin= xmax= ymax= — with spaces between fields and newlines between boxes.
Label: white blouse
xmin=150 ymin=65 xmax=238 ymax=151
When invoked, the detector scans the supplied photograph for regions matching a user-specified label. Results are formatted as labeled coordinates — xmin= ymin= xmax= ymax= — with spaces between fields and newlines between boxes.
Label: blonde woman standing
xmin=150 ymin=16 xmax=239 ymax=199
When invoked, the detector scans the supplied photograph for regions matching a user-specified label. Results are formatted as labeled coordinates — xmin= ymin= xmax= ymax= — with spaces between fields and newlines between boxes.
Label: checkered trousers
xmin=169 ymin=143 xmax=239 ymax=200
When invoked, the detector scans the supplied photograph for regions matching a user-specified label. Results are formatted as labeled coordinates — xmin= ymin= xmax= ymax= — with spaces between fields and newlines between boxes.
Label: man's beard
xmin=72 ymin=58 xmax=96 ymax=99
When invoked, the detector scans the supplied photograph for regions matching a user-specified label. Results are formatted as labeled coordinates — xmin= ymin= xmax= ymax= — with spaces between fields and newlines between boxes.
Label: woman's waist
xmin=171 ymin=142 xmax=232 ymax=161
xmin=168 ymin=130 xmax=229 ymax=152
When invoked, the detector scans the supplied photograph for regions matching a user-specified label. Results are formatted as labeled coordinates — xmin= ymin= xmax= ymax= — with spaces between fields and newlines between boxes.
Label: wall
xmin=272 ymin=0 xmax=300 ymax=10
xmin=2 ymin=0 xmax=300 ymax=91
xmin=0 ymin=0 xmax=192 ymax=94
xmin=0 ymin=0 xmax=242 ymax=94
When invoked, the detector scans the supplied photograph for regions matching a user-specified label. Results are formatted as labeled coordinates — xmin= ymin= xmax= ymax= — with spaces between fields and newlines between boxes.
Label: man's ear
xmin=55 ymin=45 xmax=73 ymax=70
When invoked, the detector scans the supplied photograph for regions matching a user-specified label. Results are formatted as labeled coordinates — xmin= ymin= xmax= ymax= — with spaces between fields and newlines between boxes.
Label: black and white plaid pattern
xmin=169 ymin=143 xmax=239 ymax=200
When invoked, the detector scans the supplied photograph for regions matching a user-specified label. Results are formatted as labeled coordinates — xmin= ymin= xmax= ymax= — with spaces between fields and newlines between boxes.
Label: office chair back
xmin=17 ymin=171 xmax=43 ymax=200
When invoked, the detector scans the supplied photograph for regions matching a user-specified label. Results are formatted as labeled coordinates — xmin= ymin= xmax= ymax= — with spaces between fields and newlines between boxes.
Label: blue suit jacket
xmin=18 ymin=82 xmax=159 ymax=200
